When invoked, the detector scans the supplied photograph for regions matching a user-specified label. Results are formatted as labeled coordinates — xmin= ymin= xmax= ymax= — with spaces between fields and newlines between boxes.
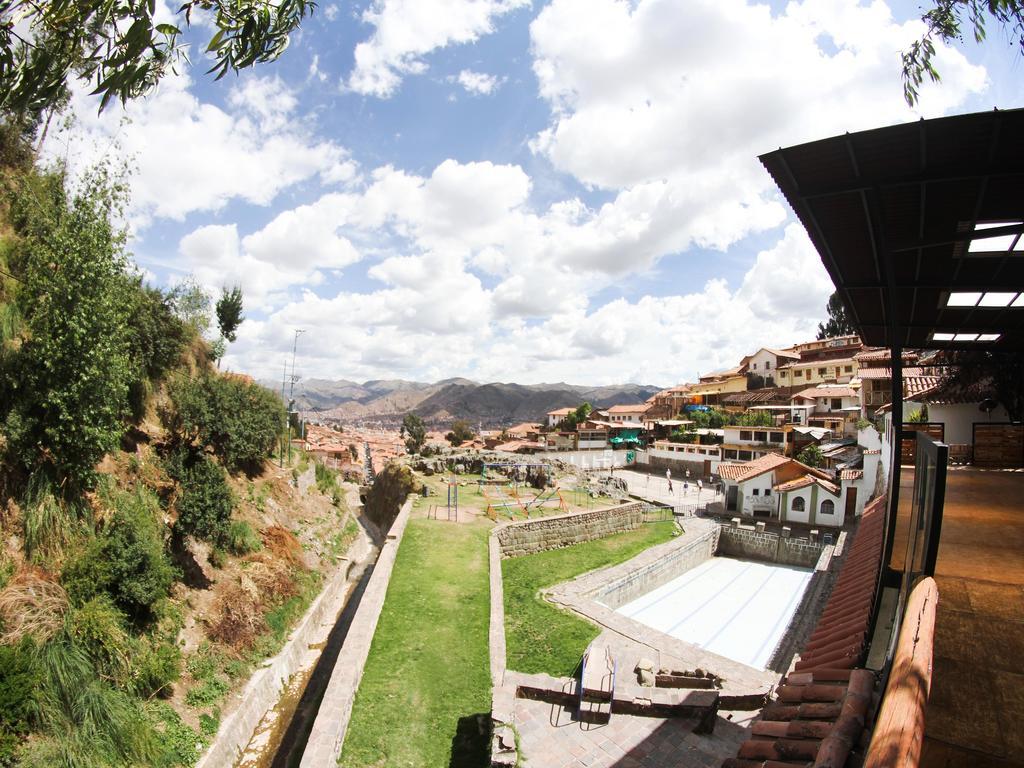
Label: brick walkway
xmin=513 ymin=696 xmax=747 ymax=768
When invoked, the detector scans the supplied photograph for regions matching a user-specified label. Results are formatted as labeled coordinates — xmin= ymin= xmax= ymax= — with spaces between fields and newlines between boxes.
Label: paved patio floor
xmin=513 ymin=695 xmax=748 ymax=768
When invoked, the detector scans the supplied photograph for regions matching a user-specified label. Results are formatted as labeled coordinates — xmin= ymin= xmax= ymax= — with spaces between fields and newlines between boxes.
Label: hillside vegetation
xmin=0 ymin=129 xmax=351 ymax=766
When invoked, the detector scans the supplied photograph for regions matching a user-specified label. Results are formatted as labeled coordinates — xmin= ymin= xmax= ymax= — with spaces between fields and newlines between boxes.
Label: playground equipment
xmin=479 ymin=465 xmax=571 ymax=521
xmin=427 ymin=477 xmax=459 ymax=522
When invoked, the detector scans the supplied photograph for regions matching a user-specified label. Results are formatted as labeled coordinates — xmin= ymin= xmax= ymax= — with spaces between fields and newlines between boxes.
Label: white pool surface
xmin=612 ymin=557 xmax=813 ymax=670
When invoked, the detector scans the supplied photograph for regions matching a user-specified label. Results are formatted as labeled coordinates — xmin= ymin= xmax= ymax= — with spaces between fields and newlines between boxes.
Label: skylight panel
xmin=977 ymin=334 xmax=1002 ymax=342
xmin=953 ymin=333 xmax=979 ymax=341
xmin=947 ymin=292 xmax=981 ymax=307
xmin=931 ymin=332 xmax=955 ymax=341
xmin=967 ymin=221 xmax=1024 ymax=253
xmin=945 ymin=291 xmax=1023 ymax=308
xmin=978 ymin=292 xmax=1018 ymax=307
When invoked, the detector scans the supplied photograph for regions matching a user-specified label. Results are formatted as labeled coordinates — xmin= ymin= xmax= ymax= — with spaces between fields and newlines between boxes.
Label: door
xmin=845 ymin=486 xmax=858 ymax=519
xmin=726 ymin=485 xmax=738 ymax=512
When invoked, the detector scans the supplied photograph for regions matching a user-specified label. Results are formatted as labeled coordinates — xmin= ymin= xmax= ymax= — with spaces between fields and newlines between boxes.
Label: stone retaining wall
xmin=588 ymin=525 xmax=719 ymax=609
xmin=298 ymin=496 xmax=414 ymax=768
xmin=495 ymin=502 xmax=645 ymax=557
xmin=716 ymin=525 xmax=825 ymax=568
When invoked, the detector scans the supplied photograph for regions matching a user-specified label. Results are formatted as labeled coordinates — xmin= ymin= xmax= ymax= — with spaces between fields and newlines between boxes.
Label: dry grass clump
xmin=208 ymin=576 xmax=264 ymax=649
xmin=262 ymin=525 xmax=303 ymax=567
xmin=207 ymin=543 xmax=304 ymax=650
xmin=0 ymin=567 xmax=69 ymax=644
xmin=246 ymin=554 xmax=298 ymax=601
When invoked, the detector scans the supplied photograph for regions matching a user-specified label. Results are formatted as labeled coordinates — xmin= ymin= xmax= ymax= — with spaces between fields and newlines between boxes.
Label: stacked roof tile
xmin=723 ymin=495 xmax=886 ymax=768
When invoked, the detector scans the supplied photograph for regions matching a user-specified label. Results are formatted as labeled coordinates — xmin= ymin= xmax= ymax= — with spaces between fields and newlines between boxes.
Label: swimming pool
xmin=611 ymin=556 xmax=812 ymax=670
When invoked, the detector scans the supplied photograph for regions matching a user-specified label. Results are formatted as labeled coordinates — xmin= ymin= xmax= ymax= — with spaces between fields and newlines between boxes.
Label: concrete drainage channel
xmin=197 ymin=496 xmax=414 ymax=768
xmin=244 ymin=555 xmax=378 ymax=768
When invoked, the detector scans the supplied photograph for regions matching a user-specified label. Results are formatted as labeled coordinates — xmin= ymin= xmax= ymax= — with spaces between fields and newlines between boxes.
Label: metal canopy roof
xmin=760 ymin=109 xmax=1024 ymax=351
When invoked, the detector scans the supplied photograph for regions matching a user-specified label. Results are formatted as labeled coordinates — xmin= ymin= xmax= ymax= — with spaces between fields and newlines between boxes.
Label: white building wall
xmin=929 ymin=403 xmax=1011 ymax=445
xmin=783 ymin=488 xmax=812 ymax=525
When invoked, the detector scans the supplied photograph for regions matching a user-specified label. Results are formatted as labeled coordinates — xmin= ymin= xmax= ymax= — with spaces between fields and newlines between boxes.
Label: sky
xmin=45 ymin=0 xmax=1024 ymax=388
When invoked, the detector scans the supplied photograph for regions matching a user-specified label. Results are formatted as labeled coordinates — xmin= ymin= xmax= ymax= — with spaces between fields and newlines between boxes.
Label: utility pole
xmin=279 ymin=361 xmax=288 ymax=467
xmin=287 ymin=329 xmax=305 ymax=464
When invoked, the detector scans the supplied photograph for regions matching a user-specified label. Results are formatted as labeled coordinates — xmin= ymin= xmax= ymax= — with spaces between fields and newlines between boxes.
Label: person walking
xmin=666 ymin=467 xmax=673 ymax=493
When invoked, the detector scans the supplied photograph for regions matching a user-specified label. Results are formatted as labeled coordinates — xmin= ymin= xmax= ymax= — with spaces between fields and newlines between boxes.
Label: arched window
xmin=791 ymin=497 xmax=805 ymax=512
xmin=821 ymin=499 xmax=835 ymax=516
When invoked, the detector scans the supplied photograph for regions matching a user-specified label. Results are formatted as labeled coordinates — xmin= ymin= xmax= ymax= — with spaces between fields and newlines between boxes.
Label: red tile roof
xmin=722 ymin=387 xmax=792 ymax=405
xmin=717 ymin=453 xmax=791 ymax=482
xmin=853 ymin=347 xmax=920 ymax=363
xmin=546 ymin=407 xmax=574 ymax=417
xmin=839 ymin=469 xmax=864 ymax=481
xmin=774 ymin=475 xmax=840 ymax=495
xmin=905 ymin=375 xmax=942 ymax=398
xmin=724 ymin=495 xmax=887 ymax=768
xmin=505 ymin=422 xmax=541 ymax=435
xmin=856 ymin=366 xmax=927 ymax=380
xmin=607 ymin=403 xmax=652 ymax=414
xmin=793 ymin=386 xmax=858 ymax=400
xmin=915 ymin=375 xmax=996 ymax=404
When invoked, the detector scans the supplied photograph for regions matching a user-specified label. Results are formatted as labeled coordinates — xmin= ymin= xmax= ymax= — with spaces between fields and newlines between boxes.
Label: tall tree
xmin=816 ymin=291 xmax=856 ymax=340
xmin=2 ymin=165 xmax=134 ymax=492
xmin=401 ymin=412 xmax=426 ymax=454
xmin=0 ymin=0 xmax=316 ymax=115
xmin=903 ymin=1 xmax=1024 ymax=105
xmin=216 ymin=285 xmax=244 ymax=343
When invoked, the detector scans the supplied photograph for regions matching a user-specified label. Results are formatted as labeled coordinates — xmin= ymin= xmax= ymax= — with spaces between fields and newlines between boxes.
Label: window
xmin=792 ymin=497 xmax=805 ymax=512
xmin=818 ymin=367 xmax=827 ymax=376
xmin=754 ymin=431 xmax=767 ymax=442
xmin=765 ymin=361 xmax=772 ymax=370
xmin=831 ymin=398 xmax=842 ymax=410
xmin=724 ymin=449 xmax=738 ymax=459
xmin=752 ymin=363 xmax=758 ymax=370
xmin=844 ymin=365 xmax=852 ymax=373
xmin=740 ymin=430 xmax=752 ymax=441
xmin=770 ymin=432 xmax=784 ymax=442
xmin=739 ymin=450 xmax=753 ymax=460
xmin=821 ymin=499 xmax=835 ymax=515
xmin=795 ymin=370 xmax=803 ymax=377
xmin=753 ymin=488 xmax=760 ymax=496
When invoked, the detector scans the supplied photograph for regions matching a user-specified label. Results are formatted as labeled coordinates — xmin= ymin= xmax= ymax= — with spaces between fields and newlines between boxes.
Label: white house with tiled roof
xmin=545 ymin=407 xmax=575 ymax=428
xmin=741 ymin=347 xmax=800 ymax=386
xmin=606 ymin=402 xmax=651 ymax=424
xmin=717 ymin=452 xmax=877 ymax=527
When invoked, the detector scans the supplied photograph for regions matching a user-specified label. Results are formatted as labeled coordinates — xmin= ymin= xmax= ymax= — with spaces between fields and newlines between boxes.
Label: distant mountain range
xmin=271 ymin=377 xmax=660 ymax=428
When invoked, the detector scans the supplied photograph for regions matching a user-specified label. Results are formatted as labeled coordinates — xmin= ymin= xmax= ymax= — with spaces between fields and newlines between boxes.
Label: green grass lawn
xmin=339 ymin=518 xmax=492 ymax=768
xmin=502 ymin=521 xmax=678 ymax=677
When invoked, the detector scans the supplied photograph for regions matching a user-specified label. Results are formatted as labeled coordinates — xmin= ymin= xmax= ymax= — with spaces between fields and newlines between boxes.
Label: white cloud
xmin=225 ymin=225 xmax=832 ymax=386
xmin=528 ymin=0 xmax=987 ymax=257
xmin=453 ymin=69 xmax=505 ymax=94
xmin=46 ymin=69 xmax=354 ymax=228
xmin=323 ymin=4 xmax=339 ymax=21
xmin=347 ymin=0 xmax=529 ymax=97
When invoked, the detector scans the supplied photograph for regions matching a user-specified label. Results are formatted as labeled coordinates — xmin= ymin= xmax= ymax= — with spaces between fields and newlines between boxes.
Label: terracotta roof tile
xmin=723 ymin=496 xmax=886 ymax=768
xmin=716 ymin=453 xmax=791 ymax=482
xmin=774 ymin=475 xmax=840 ymax=495
xmin=840 ymin=469 xmax=864 ymax=481
xmin=793 ymin=386 xmax=858 ymax=399
xmin=607 ymin=403 xmax=652 ymax=414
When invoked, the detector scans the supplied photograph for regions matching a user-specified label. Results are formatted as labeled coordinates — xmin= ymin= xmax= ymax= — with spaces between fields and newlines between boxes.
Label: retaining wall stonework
xmin=298 ymin=496 xmax=414 ymax=768
xmin=716 ymin=525 xmax=825 ymax=568
xmin=495 ymin=502 xmax=645 ymax=557
xmin=588 ymin=526 xmax=719 ymax=609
